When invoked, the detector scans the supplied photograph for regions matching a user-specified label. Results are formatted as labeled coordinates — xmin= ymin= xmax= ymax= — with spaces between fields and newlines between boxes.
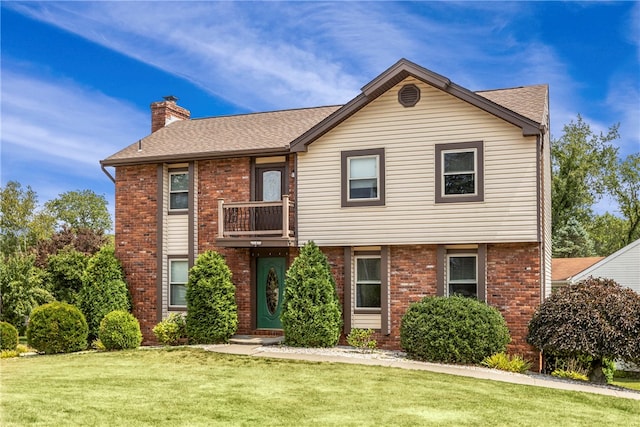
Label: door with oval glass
xmin=256 ymin=256 xmax=286 ymax=329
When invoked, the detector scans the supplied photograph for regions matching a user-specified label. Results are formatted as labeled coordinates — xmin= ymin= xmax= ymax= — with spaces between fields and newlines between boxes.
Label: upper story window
xmin=435 ymin=141 xmax=484 ymax=203
xmin=355 ymin=255 xmax=381 ymax=310
xmin=446 ymin=254 xmax=477 ymax=299
xmin=169 ymin=171 xmax=189 ymax=211
xmin=341 ymin=148 xmax=385 ymax=207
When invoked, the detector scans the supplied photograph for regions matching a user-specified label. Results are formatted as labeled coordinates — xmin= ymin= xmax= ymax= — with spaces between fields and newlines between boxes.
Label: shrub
xmin=0 ymin=254 xmax=54 ymax=334
xmin=481 ymin=352 xmax=532 ymax=374
xmin=78 ymin=246 xmax=130 ymax=341
xmin=98 ymin=310 xmax=142 ymax=350
xmin=281 ymin=241 xmax=342 ymax=347
xmin=551 ymin=370 xmax=589 ymax=382
xmin=26 ymin=302 xmax=88 ymax=354
xmin=347 ymin=328 xmax=377 ymax=352
xmin=186 ymin=251 xmax=238 ymax=344
xmin=528 ymin=277 xmax=640 ymax=383
xmin=400 ymin=295 xmax=510 ymax=364
xmin=44 ymin=247 xmax=89 ymax=305
xmin=1 ymin=350 xmax=19 ymax=359
xmin=1 ymin=321 xmax=19 ymax=350
xmin=153 ymin=313 xmax=187 ymax=346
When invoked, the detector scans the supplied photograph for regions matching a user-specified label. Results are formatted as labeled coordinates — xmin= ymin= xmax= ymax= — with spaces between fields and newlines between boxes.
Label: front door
xmin=256 ymin=257 xmax=286 ymax=329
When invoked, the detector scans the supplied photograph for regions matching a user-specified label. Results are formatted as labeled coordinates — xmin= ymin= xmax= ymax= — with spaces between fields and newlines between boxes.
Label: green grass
xmin=1 ymin=348 xmax=639 ymax=426
xmin=612 ymin=378 xmax=640 ymax=391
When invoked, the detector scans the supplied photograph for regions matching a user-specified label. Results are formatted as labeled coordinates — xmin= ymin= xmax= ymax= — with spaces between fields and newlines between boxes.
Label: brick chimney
xmin=150 ymin=95 xmax=190 ymax=133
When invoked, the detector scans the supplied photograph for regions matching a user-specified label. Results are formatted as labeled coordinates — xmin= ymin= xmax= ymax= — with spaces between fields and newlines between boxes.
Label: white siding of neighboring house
xmin=573 ymin=239 xmax=640 ymax=294
xmin=297 ymin=77 xmax=540 ymax=247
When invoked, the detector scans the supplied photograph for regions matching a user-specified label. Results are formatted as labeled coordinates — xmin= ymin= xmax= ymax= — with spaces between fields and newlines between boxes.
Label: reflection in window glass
xmin=443 ymin=151 xmax=475 ymax=195
xmin=356 ymin=256 xmax=381 ymax=308
xmin=448 ymin=255 xmax=477 ymax=298
xmin=170 ymin=259 xmax=188 ymax=306
xmin=170 ymin=172 xmax=189 ymax=210
xmin=349 ymin=156 xmax=378 ymax=200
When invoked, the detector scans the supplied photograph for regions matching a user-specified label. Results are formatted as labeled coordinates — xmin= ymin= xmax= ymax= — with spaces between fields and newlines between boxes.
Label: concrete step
xmin=229 ymin=335 xmax=284 ymax=346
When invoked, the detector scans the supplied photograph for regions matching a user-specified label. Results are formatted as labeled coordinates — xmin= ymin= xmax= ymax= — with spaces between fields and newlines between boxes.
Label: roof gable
xmin=572 ymin=238 xmax=640 ymax=282
xmin=290 ymin=58 xmax=546 ymax=152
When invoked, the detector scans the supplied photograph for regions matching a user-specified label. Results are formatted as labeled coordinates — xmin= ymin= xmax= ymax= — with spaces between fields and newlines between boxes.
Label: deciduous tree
xmin=45 ymin=189 xmax=112 ymax=233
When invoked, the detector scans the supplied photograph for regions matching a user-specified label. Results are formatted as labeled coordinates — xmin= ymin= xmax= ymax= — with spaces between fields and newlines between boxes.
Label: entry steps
xmin=229 ymin=335 xmax=284 ymax=346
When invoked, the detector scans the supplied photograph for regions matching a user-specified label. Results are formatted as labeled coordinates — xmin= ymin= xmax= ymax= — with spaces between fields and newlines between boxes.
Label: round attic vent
xmin=398 ymin=84 xmax=420 ymax=107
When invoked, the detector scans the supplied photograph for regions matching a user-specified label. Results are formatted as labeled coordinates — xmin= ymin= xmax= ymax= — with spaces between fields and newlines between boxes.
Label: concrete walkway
xmin=203 ymin=343 xmax=640 ymax=401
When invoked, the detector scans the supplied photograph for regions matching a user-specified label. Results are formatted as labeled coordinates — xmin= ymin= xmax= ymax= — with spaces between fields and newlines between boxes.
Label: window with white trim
xmin=169 ymin=259 xmax=188 ymax=307
xmin=341 ymin=149 xmax=385 ymax=207
xmin=446 ymin=254 xmax=477 ymax=299
xmin=169 ymin=171 xmax=188 ymax=210
xmin=355 ymin=255 xmax=381 ymax=310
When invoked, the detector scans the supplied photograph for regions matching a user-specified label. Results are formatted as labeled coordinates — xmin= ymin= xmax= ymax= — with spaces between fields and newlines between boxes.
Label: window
xmin=447 ymin=254 xmax=477 ymax=299
xmin=435 ymin=141 xmax=484 ymax=203
xmin=169 ymin=259 xmax=188 ymax=307
xmin=355 ymin=255 xmax=381 ymax=310
xmin=341 ymin=149 xmax=385 ymax=207
xmin=169 ymin=171 xmax=188 ymax=210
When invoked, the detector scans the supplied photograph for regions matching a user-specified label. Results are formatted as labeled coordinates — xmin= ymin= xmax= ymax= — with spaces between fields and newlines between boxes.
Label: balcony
xmin=216 ymin=195 xmax=296 ymax=247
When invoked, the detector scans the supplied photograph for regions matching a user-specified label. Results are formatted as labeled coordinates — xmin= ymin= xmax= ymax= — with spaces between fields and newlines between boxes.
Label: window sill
xmin=168 ymin=306 xmax=187 ymax=311
xmin=354 ymin=309 xmax=382 ymax=314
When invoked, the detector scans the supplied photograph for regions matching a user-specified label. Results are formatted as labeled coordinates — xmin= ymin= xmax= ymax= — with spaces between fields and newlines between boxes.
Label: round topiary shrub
xmin=186 ymin=251 xmax=238 ymax=344
xmin=280 ymin=241 xmax=342 ymax=347
xmin=26 ymin=302 xmax=88 ymax=354
xmin=400 ymin=295 xmax=510 ymax=364
xmin=1 ymin=321 xmax=19 ymax=351
xmin=98 ymin=310 xmax=142 ymax=350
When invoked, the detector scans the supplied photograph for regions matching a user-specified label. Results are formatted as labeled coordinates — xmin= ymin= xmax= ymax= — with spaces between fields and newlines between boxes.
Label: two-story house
xmin=101 ymin=59 xmax=551 ymax=366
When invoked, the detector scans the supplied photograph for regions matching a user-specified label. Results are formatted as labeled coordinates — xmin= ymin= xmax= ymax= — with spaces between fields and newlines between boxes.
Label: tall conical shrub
xmin=186 ymin=251 xmax=238 ymax=344
xmin=78 ymin=246 xmax=130 ymax=341
xmin=281 ymin=241 xmax=342 ymax=347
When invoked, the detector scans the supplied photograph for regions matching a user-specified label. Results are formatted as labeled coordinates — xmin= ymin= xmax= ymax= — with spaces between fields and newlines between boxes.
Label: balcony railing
xmin=217 ymin=195 xmax=294 ymax=242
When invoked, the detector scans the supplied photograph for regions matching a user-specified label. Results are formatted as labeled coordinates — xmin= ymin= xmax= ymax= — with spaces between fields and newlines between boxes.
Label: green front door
xmin=256 ymin=257 xmax=286 ymax=329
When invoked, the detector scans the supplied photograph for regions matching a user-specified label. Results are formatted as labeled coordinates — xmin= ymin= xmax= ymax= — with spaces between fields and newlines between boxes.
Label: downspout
xmin=101 ymin=162 xmax=116 ymax=183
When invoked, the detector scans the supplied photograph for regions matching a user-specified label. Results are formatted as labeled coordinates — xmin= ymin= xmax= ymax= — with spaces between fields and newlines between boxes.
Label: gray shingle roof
xmin=102 ymin=83 xmax=547 ymax=166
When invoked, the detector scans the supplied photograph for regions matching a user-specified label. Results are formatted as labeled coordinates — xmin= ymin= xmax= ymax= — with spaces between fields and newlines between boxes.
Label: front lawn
xmin=1 ymin=348 xmax=638 ymax=426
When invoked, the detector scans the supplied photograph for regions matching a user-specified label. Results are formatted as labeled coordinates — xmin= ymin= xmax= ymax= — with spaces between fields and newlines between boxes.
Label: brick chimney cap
xmin=163 ymin=95 xmax=178 ymax=102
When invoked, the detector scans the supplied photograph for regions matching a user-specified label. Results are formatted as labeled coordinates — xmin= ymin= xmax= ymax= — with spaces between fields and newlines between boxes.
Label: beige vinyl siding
xmin=297 ymin=77 xmax=539 ymax=246
xmin=167 ymin=216 xmax=189 ymax=254
xmin=353 ymin=314 xmax=382 ymax=329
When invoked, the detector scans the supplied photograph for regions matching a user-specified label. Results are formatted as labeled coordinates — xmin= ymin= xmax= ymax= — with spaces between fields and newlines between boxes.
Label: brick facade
xmin=115 ymin=159 xmax=542 ymax=370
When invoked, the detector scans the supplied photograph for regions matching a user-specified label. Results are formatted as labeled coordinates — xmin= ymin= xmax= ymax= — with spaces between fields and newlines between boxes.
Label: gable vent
xmin=398 ymin=84 xmax=420 ymax=107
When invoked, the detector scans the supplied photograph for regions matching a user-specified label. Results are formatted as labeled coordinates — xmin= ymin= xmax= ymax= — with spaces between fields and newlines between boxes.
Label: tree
xmin=280 ymin=241 xmax=342 ymax=347
xmin=0 ymin=181 xmax=55 ymax=258
xmin=587 ymin=213 xmax=627 ymax=257
xmin=0 ymin=254 xmax=54 ymax=333
xmin=551 ymin=116 xmax=619 ymax=233
xmin=185 ymin=251 xmax=238 ymax=344
xmin=527 ymin=277 xmax=640 ymax=384
xmin=45 ymin=189 xmax=112 ymax=233
xmin=605 ymin=153 xmax=640 ymax=247
xmin=34 ymin=225 xmax=107 ymax=268
xmin=552 ymin=217 xmax=595 ymax=258
xmin=45 ymin=247 xmax=90 ymax=305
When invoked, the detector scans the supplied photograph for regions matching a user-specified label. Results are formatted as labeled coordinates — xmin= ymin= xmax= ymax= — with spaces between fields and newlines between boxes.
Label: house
xmin=101 ymin=59 xmax=551 ymax=368
xmin=551 ymin=257 xmax=604 ymax=291
xmin=552 ymin=239 xmax=640 ymax=294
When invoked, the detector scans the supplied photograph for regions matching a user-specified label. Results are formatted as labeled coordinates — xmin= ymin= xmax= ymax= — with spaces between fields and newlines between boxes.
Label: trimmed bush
xmin=78 ymin=246 xmax=130 ymax=341
xmin=26 ymin=302 xmax=88 ymax=354
xmin=186 ymin=251 xmax=238 ymax=344
xmin=528 ymin=277 xmax=640 ymax=383
xmin=401 ymin=295 xmax=510 ymax=364
xmin=153 ymin=313 xmax=187 ymax=346
xmin=281 ymin=241 xmax=342 ymax=347
xmin=0 ymin=321 xmax=19 ymax=351
xmin=98 ymin=310 xmax=142 ymax=350
xmin=552 ymin=370 xmax=589 ymax=382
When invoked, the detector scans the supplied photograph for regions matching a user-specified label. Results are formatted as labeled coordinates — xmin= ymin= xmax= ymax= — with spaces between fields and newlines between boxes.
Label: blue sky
xmin=2 ymin=1 xmax=639 ymax=226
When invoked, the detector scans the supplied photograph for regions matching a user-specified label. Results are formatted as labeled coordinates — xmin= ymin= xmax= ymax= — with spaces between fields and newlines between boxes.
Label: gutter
xmin=101 ymin=162 xmax=116 ymax=183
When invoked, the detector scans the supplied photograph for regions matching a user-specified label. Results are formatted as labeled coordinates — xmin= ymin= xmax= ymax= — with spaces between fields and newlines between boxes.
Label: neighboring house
xmin=552 ymin=239 xmax=640 ymax=294
xmin=101 ymin=59 xmax=551 ymax=367
xmin=551 ymin=257 xmax=604 ymax=291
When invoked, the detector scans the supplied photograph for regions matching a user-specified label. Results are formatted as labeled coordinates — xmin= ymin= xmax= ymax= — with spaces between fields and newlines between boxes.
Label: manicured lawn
xmin=612 ymin=378 xmax=640 ymax=391
xmin=1 ymin=348 xmax=639 ymax=426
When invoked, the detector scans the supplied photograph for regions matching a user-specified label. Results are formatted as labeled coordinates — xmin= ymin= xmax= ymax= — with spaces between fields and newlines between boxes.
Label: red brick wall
xmin=320 ymin=243 xmax=542 ymax=370
xmin=114 ymin=165 xmax=159 ymax=343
